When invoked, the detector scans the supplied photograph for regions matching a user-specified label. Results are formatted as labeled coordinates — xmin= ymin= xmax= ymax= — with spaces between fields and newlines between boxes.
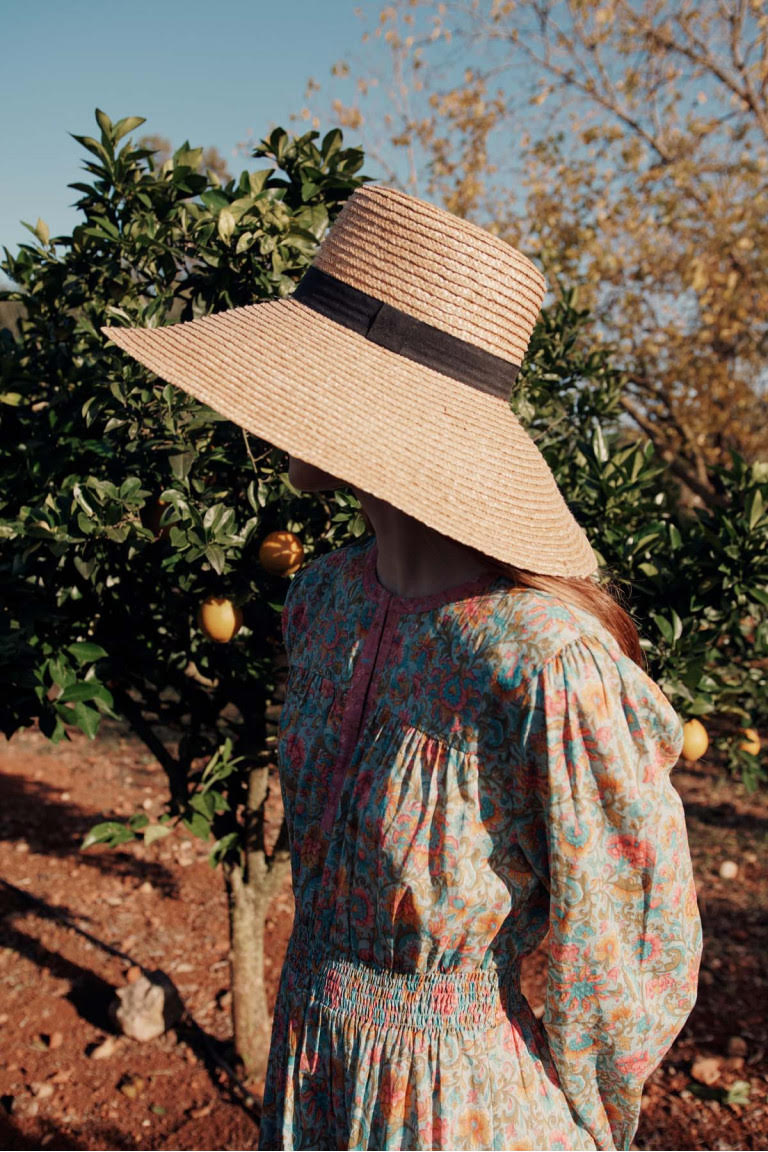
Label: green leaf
xmin=591 ymin=425 xmax=609 ymax=464
xmin=82 ymin=820 xmax=135 ymax=849
xmin=95 ymin=108 xmax=113 ymax=137
xmin=201 ymin=189 xmax=230 ymax=213
xmin=651 ymin=612 xmax=674 ymax=643
xmin=67 ymin=641 xmax=109 ymax=664
xmin=71 ymin=701 xmax=102 ymax=739
xmin=70 ymin=134 xmax=108 ymax=161
xmin=321 ymin=128 xmax=343 ymax=159
xmin=128 ymin=812 xmax=150 ymax=831
xmin=209 ymin=832 xmax=240 ymax=867
xmin=183 ymin=812 xmax=211 ymax=841
xmin=670 ymin=609 xmax=683 ymax=643
xmin=144 ymin=823 xmax=173 ymax=846
xmin=204 ymin=543 xmax=226 ymax=574
xmin=169 ymin=451 xmax=196 ymax=481
xmin=112 ymin=115 xmax=146 ymax=144
xmin=638 ymin=562 xmax=659 ymax=578
xmin=746 ymin=488 xmax=765 ymax=530
xmin=217 ymin=208 xmax=236 ymax=245
xmin=190 ymin=792 xmax=216 ymax=818
xmin=58 ymin=681 xmax=113 ymax=709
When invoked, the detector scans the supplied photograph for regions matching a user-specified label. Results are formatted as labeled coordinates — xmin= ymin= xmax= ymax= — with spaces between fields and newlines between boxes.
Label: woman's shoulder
xmin=487 ymin=583 xmax=623 ymax=673
xmin=284 ymin=534 xmax=371 ymax=607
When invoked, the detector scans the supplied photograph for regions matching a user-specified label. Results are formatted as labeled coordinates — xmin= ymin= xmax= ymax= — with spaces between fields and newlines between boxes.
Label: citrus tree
xmin=0 ymin=110 xmax=372 ymax=1079
xmin=1 ymin=109 xmax=766 ymax=1085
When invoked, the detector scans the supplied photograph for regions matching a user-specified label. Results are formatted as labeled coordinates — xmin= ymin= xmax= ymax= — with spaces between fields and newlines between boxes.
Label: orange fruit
xmin=739 ymin=727 xmax=761 ymax=756
xmin=259 ymin=530 xmax=304 ymax=576
xmin=681 ymin=718 xmax=709 ymax=762
xmin=197 ymin=597 xmax=244 ymax=643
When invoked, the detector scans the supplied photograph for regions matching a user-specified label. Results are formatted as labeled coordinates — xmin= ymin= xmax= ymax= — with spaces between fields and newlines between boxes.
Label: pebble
xmin=691 ymin=1055 xmax=722 ymax=1086
xmin=189 ymin=1100 xmax=214 ymax=1119
xmin=719 ymin=859 xmax=738 ymax=880
xmin=89 ymin=1036 xmax=119 ymax=1060
xmin=30 ymin=1082 xmax=54 ymax=1100
xmin=118 ymin=1074 xmax=145 ymax=1100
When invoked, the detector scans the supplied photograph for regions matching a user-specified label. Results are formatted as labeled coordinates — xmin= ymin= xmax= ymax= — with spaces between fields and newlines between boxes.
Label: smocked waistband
xmin=284 ymin=921 xmax=522 ymax=1035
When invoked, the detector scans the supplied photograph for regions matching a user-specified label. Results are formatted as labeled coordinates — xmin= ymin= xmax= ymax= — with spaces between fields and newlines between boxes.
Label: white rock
xmin=112 ymin=971 xmax=183 ymax=1042
xmin=719 ymin=860 xmax=739 ymax=880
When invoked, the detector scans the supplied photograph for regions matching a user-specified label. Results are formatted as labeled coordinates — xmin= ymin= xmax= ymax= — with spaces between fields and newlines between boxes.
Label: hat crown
xmin=312 ymin=184 xmax=547 ymax=370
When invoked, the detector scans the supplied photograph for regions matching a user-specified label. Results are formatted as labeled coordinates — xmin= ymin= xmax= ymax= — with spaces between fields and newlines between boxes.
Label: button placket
xmin=320 ymin=589 xmax=393 ymax=835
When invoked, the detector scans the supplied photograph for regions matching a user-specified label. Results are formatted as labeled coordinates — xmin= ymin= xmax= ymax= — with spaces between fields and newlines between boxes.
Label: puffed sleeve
xmin=515 ymin=632 xmax=702 ymax=1151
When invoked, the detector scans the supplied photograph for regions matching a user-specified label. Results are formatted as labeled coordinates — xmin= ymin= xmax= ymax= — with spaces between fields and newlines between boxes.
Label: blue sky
xmin=0 ymin=0 xmax=388 ymax=258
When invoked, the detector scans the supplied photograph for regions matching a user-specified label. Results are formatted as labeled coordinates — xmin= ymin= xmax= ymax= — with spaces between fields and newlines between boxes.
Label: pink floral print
xmin=258 ymin=535 xmax=702 ymax=1151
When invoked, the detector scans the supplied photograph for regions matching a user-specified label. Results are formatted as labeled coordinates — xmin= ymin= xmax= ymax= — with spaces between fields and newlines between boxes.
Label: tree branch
xmin=619 ymin=394 xmax=727 ymax=509
xmin=110 ymin=683 xmax=187 ymax=804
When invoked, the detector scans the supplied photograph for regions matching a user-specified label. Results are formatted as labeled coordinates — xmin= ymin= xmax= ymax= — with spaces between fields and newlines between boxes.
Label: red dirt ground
xmin=1 ymin=718 xmax=766 ymax=1151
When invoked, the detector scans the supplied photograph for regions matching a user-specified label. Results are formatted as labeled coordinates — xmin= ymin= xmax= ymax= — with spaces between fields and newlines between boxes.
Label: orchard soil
xmin=1 ymin=719 xmax=766 ymax=1151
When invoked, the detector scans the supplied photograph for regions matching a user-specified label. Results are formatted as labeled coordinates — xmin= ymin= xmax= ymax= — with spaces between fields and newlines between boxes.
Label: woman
xmin=104 ymin=183 xmax=702 ymax=1151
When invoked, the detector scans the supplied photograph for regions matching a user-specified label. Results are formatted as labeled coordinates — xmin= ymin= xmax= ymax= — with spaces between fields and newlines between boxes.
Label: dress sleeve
xmin=515 ymin=633 xmax=703 ymax=1151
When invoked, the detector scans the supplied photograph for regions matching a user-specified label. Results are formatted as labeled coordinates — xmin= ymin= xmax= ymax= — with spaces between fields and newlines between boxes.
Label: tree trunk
xmin=227 ymin=863 xmax=272 ymax=1083
xmin=226 ymin=758 xmax=292 ymax=1085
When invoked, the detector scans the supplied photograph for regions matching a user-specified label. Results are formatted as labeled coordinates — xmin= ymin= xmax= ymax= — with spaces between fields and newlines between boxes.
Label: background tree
xmin=307 ymin=0 xmax=768 ymax=509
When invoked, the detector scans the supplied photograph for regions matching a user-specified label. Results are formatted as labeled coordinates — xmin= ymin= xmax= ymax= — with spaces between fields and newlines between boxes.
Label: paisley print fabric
xmin=258 ymin=534 xmax=702 ymax=1151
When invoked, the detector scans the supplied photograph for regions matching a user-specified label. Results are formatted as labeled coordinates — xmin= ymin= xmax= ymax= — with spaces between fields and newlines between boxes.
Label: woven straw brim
xmin=103 ymin=298 xmax=598 ymax=577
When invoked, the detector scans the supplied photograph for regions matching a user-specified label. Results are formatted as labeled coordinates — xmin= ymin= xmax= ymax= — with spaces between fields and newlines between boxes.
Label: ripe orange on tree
xmin=739 ymin=727 xmax=761 ymax=756
xmin=197 ymin=597 xmax=244 ymax=643
xmin=681 ymin=718 xmax=709 ymax=762
xmin=259 ymin=530 xmax=304 ymax=576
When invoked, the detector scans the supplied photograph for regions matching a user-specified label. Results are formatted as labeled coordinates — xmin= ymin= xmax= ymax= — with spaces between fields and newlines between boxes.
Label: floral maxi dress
xmin=258 ymin=535 xmax=702 ymax=1152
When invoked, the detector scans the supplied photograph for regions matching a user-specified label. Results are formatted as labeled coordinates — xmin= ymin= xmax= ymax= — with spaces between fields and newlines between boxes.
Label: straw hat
xmin=102 ymin=183 xmax=598 ymax=577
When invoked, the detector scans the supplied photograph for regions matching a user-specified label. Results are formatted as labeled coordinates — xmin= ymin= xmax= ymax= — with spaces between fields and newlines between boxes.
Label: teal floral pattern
xmin=258 ymin=535 xmax=702 ymax=1151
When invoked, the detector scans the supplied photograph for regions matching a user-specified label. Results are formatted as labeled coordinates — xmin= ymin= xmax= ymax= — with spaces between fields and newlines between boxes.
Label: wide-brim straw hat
xmin=102 ymin=183 xmax=598 ymax=577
